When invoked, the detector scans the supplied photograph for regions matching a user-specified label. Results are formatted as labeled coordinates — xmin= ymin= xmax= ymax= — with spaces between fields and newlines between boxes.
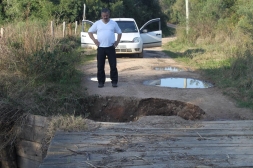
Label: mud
xmin=84 ymin=96 xmax=205 ymax=122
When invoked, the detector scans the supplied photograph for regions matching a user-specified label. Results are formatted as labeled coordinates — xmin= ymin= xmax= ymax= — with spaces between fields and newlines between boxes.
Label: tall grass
xmin=0 ymin=20 xmax=91 ymax=151
xmin=165 ymin=0 xmax=253 ymax=109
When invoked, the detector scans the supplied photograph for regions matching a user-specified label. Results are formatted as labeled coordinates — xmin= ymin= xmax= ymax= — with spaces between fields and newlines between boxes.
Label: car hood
xmin=116 ymin=33 xmax=140 ymax=42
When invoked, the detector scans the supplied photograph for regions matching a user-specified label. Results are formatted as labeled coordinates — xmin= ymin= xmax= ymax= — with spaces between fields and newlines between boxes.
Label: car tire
xmin=138 ymin=50 xmax=144 ymax=58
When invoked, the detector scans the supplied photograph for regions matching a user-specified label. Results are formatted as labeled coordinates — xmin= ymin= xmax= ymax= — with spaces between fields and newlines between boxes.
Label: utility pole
xmin=82 ymin=4 xmax=86 ymax=32
xmin=186 ymin=0 xmax=189 ymax=34
xmin=83 ymin=4 xmax=86 ymax=20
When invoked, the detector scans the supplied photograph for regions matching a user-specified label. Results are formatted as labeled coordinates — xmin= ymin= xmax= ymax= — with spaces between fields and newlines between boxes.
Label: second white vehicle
xmin=81 ymin=18 xmax=162 ymax=58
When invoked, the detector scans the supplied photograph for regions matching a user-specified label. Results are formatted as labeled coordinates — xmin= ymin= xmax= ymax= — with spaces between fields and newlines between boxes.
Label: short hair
xmin=101 ymin=8 xmax=110 ymax=14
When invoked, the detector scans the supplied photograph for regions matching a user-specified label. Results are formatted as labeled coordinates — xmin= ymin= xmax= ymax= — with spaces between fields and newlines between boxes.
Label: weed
xmin=0 ymin=20 xmax=93 ymax=152
xmin=164 ymin=39 xmax=253 ymax=110
xmin=46 ymin=115 xmax=88 ymax=140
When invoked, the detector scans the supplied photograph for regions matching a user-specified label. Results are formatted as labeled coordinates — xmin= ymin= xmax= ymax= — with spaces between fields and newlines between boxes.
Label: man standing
xmin=88 ymin=8 xmax=122 ymax=88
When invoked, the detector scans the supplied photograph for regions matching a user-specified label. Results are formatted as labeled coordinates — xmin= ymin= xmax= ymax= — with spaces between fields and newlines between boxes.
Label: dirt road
xmin=41 ymin=39 xmax=253 ymax=168
xmin=80 ymin=37 xmax=253 ymax=121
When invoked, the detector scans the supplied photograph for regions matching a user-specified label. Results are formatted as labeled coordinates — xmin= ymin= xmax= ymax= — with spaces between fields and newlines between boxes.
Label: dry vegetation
xmin=164 ymin=0 xmax=253 ymax=109
xmin=0 ymin=20 xmax=90 ymax=151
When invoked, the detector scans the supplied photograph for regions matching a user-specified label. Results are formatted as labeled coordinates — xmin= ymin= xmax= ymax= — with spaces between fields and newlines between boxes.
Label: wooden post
xmin=75 ymin=21 xmax=78 ymax=35
xmin=63 ymin=22 xmax=66 ymax=37
xmin=51 ymin=21 xmax=54 ymax=37
xmin=68 ymin=23 xmax=72 ymax=36
xmin=0 ymin=27 xmax=3 ymax=38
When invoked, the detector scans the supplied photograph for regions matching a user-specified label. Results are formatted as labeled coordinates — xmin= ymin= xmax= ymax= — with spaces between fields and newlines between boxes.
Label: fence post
xmin=68 ymin=23 xmax=72 ymax=36
xmin=0 ymin=27 xmax=3 ymax=38
xmin=63 ymin=22 xmax=66 ymax=37
xmin=75 ymin=21 xmax=78 ymax=35
xmin=51 ymin=21 xmax=54 ymax=37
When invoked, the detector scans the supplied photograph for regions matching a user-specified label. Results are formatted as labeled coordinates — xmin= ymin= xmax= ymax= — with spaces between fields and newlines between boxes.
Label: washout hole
xmin=154 ymin=66 xmax=184 ymax=72
xmin=143 ymin=77 xmax=214 ymax=88
xmin=80 ymin=96 xmax=205 ymax=122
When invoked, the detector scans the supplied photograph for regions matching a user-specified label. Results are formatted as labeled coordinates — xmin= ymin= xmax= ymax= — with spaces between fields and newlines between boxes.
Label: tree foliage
xmin=163 ymin=0 xmax=253 ymax=42
xmin=0 ymin=0 xmax=167 ymax=23
xmin=0 ymin=0 xmax=171 ymax=35
xmin=162 ymin=0 xmax=253 ymax=107
xmin=159 ymin=0 xmax=177 ymax=23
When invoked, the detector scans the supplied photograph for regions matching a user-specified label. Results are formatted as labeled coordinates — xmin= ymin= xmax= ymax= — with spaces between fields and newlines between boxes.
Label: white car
xmin=81 ymin=18 xmax=162 ymax=58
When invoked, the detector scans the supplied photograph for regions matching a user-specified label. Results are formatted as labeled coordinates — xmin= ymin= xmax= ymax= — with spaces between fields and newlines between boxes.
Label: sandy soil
xmin=79 ymin=37 xmax=253 ymax=121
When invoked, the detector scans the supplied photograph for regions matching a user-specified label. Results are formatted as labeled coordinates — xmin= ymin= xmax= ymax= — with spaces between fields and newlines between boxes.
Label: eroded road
xmin=40 ymin=37 xmax=253 ymax=168
xmin=80 ymin=37 xmax=253 ymax=121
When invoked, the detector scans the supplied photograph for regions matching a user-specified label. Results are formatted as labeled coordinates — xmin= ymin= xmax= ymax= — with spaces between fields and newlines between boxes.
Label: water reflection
xmin=154 ymin=67 xmax=183 ymax=72
xmin=90 ymin=77 xmax=111 ymax=82
xmin=143 ymin=78 xmax=213 ymax=88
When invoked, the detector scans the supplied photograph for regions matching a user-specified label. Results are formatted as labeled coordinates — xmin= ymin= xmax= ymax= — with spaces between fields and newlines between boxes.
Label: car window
xmin=82 ymin=21 xmax=93 ymax=32
xmin=116 ymin=21 xmax=138 ymax=33
xmin=142 ymin=21 xmax=160 ymax=32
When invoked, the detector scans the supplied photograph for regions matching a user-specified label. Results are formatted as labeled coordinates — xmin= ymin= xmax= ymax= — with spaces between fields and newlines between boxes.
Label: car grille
xmin=120 ymin=41 xmax=132 ymax=43
xmin=116 ymin=49 xmax=132 ymax=52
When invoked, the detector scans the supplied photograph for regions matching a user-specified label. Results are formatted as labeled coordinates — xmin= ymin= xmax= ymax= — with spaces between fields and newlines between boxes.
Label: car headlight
xmin=133 ymin=37 xmax=140 ymax=43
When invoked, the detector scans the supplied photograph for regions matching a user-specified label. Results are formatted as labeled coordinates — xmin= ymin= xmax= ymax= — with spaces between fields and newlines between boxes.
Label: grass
xmin=0 ymin=20 xmax=97 ymax=151
xmin=79 ymin=48 xmax=97 ymax=64
xmin=46 ymin=114 xmax=89 ymax=142
xmin=163 ymin=39 xmax=253 ymax=110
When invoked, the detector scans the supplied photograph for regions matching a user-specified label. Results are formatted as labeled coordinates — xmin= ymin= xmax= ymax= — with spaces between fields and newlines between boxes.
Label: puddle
xmin=143 ymin=78 xmax=213 ymax=88
xmin=90 ymin=77 xmax=111 ymax=82
xmin=154 ymin=67 xmax=183 ymax=72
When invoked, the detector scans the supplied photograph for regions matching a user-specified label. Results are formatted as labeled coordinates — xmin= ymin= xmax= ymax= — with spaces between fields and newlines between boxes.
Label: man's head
xmin=101 ymin=8 xmax=110 ymax=22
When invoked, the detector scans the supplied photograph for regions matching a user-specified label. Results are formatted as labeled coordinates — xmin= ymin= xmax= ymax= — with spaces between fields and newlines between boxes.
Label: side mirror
xmin=141 ymin=29 xmax=148 ymax=33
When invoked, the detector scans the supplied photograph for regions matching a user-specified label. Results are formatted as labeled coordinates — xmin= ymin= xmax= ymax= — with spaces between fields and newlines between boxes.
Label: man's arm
xmin=114 ymin=33 xmax=122 ymax=47
xmin=88 ymin=32 xmax=100 ymax=47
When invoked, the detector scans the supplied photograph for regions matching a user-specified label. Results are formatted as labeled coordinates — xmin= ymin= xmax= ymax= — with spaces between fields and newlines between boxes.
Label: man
xmin=88 ymin=8 xmax=122 ymax=88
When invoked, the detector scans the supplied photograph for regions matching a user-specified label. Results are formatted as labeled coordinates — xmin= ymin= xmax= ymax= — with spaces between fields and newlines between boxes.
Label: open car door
xmin=140 ymin=18 xmax=162 ymax=48
xmin=81 ymin=20 xmax=96 ymax=48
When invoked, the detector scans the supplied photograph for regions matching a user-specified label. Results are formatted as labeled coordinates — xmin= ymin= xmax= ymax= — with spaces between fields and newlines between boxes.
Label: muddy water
xmin=90 ymin=77 xmax=111 ymax=82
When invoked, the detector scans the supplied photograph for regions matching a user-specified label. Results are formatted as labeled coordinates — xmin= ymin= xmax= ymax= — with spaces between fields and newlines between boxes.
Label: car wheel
xmin=138 ymin=50 xmax=144 ymax=58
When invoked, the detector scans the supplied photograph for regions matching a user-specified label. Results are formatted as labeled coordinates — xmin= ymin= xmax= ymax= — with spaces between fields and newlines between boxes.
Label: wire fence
xmin=0 ymin=21 xmax=81 ymax=39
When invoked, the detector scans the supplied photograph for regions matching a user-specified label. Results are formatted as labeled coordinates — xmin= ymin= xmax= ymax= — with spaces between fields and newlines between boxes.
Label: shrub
xmin=0 ymin=20 xmax=89 ymax=151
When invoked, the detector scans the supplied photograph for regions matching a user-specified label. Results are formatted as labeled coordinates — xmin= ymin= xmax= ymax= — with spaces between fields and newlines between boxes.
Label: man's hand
xmin=88 ymin=32 xmax=100 ymax=47
xmin=114 ymin=41 xmax=119 ymax=47
xmin=114 ymin=34 xmax=122 ymax=47
xmin=94 ymin=39 xmax=100 ymax=47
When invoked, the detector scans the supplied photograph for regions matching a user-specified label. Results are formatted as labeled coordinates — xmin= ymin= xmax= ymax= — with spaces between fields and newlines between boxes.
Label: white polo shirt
xmin=88 ymin=19 xmax=122 ymax=47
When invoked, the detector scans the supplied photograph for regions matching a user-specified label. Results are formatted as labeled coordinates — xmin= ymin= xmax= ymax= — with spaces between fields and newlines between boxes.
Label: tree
xmin=159 ymin=0 xmax=177 ymax=23
xmin=0 ymin=0 xmax=171 ymax=37
xmin=0 ymin=0 xmax=6 ymax=23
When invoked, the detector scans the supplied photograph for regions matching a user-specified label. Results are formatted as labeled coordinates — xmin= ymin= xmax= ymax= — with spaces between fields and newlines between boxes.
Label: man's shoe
xmin=98 ymin=83 xmax=104 ymax=88
xmin=112 ymin=83 xmax=117 ymax=87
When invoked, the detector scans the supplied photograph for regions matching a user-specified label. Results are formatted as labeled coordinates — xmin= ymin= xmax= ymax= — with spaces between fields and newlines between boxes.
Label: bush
xmin=0 ymin=20 xmax=90 ymax=151
xmin=166 ymin=0 xmax=253 ymax=108
xmin=1 ymin=21 xmax=82 ymax=83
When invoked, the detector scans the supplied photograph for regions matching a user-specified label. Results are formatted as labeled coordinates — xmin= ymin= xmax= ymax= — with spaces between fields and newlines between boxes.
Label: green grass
xmin=79 ymin=49 xmax=97 ymax=63
xmin=163 ymin=39 xmax=253 ymax=110
xmin=0 ymin=35 xmax=94 ymax=117
xmin=0 ymin=20 xmax=98 ymax=150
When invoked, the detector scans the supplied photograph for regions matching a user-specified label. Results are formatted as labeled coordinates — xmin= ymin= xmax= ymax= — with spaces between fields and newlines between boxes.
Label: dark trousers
xmin=97 ymin=46 xmax=118 ymax=84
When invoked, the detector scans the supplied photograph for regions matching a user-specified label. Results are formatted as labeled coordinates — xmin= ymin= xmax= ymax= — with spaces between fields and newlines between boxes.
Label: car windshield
xmin=116 ymin=21 xmax=138 ymax=33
